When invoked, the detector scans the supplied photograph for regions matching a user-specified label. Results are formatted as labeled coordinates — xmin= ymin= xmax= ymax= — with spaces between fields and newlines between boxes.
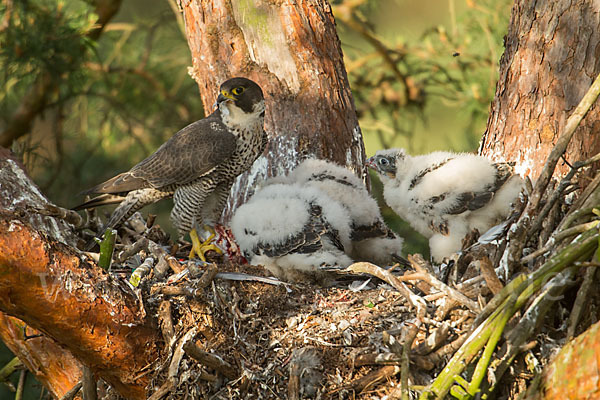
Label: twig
xmin=148 ymin=328 xmax=198 ymax=400
xmin=477 ymin=256 xmax=503 ymax=295
xmin=408 ymin=254 xmax=481 ymax=313
xmin=346 ymin=262 xmax=427 ymax=318
xmin=346 ymin=365 xmax=401 ymax=393
xmin=567 ymin=250 xmax=599 ymax=340
xmin=82 ymin=366 xmax=97 ymax=400
xmin=419 ymin=228 xmax=599 ymax=399
xmin=529 ymin=152 xmax=600 ymax=240
xmin=15 ymin=370 xmax=25 ymax=400
xmin=58 ymin=382 xmax=82 ymax=400
xmin=115 ymin=237 xmax=148 ymax=263
xmin=183 ymin=341 xmax=238 ymax=380
xmin=0 ymin=357 xmax=22 ymax=383
xmin=413 ymin=322 xmax=450 ymax=356
xmin=158 ymin=301 xmax=175 ymax=346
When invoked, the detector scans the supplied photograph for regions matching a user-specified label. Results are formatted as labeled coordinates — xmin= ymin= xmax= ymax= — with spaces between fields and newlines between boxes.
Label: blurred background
xmin=0 ymin=0 xmax=511 ymax=396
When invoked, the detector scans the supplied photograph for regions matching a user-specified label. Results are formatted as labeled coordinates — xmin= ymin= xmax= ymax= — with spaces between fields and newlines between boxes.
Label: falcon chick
xmin=230 ymin=183 xmax=353 ymax=282
xmin=75 ymin=77 xmax=267 ymax=260
xmin=285 ymin=159 xmax=406 ymax=266
xmin=367 ymin=148 xmax=524 ymax=261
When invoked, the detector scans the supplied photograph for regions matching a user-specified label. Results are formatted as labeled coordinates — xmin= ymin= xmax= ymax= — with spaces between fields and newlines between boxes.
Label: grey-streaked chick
xmin=285 ymin=159 xmax=406 ymax=266
xmin=230 ymin=182 xmax=353 ymax=282
xmin=367 ymin=148 xmax=524 ymax=261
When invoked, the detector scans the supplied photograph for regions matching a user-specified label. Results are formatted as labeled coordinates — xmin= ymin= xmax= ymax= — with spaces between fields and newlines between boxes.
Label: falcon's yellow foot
xmin=189 ymin=227 xmax=223 ymax=261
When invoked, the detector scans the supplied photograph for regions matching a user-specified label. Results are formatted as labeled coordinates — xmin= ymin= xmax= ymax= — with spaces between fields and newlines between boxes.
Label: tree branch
xmin=0 ymin=215 xmax=161 ymax=399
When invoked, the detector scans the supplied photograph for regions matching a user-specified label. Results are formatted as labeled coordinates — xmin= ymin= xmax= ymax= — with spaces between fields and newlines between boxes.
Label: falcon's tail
xmin=83 ymin=188 xmax=170 ymax=251
xmin=73 ymin=194 xmax=125 ymax=211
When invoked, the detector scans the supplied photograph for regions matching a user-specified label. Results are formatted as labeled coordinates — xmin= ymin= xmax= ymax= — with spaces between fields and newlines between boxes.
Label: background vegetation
xmin=0 ymin=0 xmax=511 ymax=397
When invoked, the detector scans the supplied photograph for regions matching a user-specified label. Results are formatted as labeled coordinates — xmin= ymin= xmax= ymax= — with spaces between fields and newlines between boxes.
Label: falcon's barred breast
xmin=74 ymin=77 xmax=267 ymax=259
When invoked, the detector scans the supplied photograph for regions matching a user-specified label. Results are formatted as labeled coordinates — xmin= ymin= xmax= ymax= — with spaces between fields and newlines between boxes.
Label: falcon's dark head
xmin=367 ymin=149 xmax=403 ymax=179
xmin=217 ymin=77 xmax=265 ymax=115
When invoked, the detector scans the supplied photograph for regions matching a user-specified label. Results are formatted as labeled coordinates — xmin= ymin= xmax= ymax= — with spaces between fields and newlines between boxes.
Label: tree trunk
xmin=179 ymin=0 xmax=366 ymax=219
xmin=479 ymin=0 xmax=600 ymax=180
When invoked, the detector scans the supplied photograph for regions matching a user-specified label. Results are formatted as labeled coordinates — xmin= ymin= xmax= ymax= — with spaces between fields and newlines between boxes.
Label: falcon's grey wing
xmin=83 ymin=113 xmax=237 ymax=195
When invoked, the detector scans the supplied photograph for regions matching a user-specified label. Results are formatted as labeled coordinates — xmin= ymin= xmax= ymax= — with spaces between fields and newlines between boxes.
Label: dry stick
xmin=115 ymin=237 xmax=149 ymax=263
xmin=413 ymin=322 xmax=451 ymax=356
xmin=82 ymin=366 xmax=97 ymax=400
xmin=400 ymin=323 xmax=420 ymax=400
xmin=148 ymin=328 xmax=198 ymax=400
xmin=567 ymin=246 xmax=600 ymax=340
xmin=347 ymin=262 xmax=427 ymax=317
xmin=528 ymin=152 xmax=600 ymax=241
xmin=183 ymin=341 xmax=238 ymax=380
xmin=347 ymin=365 xmax=401 ymax=393
xmin=58 ymin=381 xmax=82 ymax=400
xmin=15 ymin=370 xmax=25 ymax=400
xmin=158 ymin=300 xmax=175 ymax=346
xmin=408 ymin=255 xmax=481 ymax=313
xmin=477 ymin=257 xmax=503 ymax=295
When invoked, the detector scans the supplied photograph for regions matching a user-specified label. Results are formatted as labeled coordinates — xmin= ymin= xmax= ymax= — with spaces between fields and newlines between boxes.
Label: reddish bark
xmin=542 ymin=319 xmax=600 ymax=399
xmin=0 ymin=215 xmax=161 ymax=399
xmin=0 ymin=314 xmax=83 ymax=399
xmin=180 ymin=0 xmax=366 ymax=219
xmin=480 ymin=0 xmax=600 ymax=180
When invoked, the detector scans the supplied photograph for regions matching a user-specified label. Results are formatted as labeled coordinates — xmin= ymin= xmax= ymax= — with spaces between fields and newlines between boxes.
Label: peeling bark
xmin=0 ymin=215 xmax=161 ymax=399
xmin=542 ymin=318 xmax=600 ymax=399
xmin=480 ymin=0 xmax=600 ymax=180
xmin=0 ymin=314 xmax=83 ymax=399
xmin=180 ymin=0 xmax=366 ymax=220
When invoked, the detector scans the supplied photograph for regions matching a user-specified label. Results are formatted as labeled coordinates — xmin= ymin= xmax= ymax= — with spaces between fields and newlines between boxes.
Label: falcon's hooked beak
xmin=217 ymin=90 xmax=235 ymax=104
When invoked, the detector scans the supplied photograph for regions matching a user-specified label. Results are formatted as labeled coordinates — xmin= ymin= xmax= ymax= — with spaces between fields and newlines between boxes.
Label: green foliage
xmin=0 ymin=1 xmax=94 ymax=81
xmin=334 ymin=0 xmax=512 ymax=154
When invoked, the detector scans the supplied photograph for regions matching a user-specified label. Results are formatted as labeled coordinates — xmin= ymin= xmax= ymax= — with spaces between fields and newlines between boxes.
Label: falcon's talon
xmin=189 ymin=228 xmax=223 ymax=261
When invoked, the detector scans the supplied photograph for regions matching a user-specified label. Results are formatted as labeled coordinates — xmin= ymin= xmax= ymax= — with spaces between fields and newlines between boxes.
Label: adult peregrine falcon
xmin=367 ymin=148 xmax=524 ymax=261
xmin=75 ymin=77 xmax=267 ymax=260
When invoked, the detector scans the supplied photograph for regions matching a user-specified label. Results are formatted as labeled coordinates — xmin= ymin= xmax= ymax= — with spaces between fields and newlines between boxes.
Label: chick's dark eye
xmin=232 ymin=87 xmax=245 ymax=95
xmin=380 ymin=158 xmax=389 ymax=166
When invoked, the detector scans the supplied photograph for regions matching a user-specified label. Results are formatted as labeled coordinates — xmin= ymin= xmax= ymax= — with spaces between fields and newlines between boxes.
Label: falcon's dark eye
xmin=232 ymin=87 xmax=245 ymax=96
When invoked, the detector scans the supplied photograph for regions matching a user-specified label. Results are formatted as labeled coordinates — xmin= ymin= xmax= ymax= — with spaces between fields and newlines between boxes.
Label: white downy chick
xmin=286 ymin=158 xmax=406 ymax=266
xmin=367 ymin=148 xmax=524 ymax=261
xmin=230 ymin=182 xmax=353 ymax=282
